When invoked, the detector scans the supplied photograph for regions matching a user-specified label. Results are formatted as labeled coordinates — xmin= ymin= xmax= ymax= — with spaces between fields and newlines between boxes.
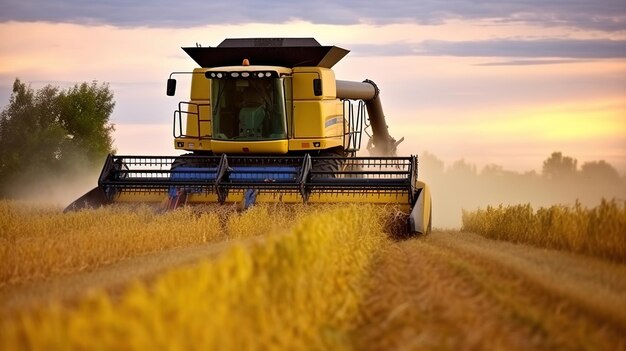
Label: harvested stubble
xmin=0 ymin=204 xmax=392 ymax=350
xmin=461 ymin=199 xmax=626 ymax=262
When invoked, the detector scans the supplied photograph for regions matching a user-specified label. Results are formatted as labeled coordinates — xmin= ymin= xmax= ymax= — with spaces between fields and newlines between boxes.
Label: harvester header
xmin=67 ymin=38 xmax=432 ymax=234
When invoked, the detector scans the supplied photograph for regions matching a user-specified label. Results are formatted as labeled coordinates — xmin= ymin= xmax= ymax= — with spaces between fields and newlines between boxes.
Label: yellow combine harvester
xmin=67 ymin=38 xmax=432 ymax=234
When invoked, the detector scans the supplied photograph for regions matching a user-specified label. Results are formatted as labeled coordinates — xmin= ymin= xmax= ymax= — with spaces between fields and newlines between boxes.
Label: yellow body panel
xmin=211 ymin=139 xmax=289 ymax=154
xmin=290 ymin=67 xmax=344 ymax=149
xmin=190 ymin=68 xmax=211 ymax=99
xmin=323 ymin=113 xmax=345 ymax=138
xmin=292 ymin=67 xmax=337 ymax=100
xmin=174 ymin=137 xmax=212 ymax=151
xmin=288 ymin=137 xmax=343 ymax=151
xmin=293 ymin=100 xmax=343 ymax=138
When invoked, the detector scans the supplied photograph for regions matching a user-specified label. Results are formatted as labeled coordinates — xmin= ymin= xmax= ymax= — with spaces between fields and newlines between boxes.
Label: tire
xmin=311 ymin=150 xmax=345 ymax=179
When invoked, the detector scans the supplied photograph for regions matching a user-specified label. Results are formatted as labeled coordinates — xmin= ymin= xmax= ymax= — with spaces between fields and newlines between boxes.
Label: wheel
xmin=311 ymin=150 xmax=345 ymax=179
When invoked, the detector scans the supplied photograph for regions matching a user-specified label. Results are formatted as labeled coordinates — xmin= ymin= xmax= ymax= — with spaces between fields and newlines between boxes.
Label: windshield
xmin=211 ymin=78 xmax=287 ymax=141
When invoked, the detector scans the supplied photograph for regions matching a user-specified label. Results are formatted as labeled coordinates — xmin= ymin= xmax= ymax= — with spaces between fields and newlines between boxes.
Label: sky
xmin=1 ymin=0 xmax=625 ymax=174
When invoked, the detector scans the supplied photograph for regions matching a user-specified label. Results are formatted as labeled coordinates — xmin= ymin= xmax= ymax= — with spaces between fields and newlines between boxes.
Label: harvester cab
xmin=66 ymin=38 xmax=432 ymax=234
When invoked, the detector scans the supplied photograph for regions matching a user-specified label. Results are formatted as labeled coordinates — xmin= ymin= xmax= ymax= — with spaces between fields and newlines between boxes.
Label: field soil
xmin=2 ymin=231 xmax=625 ymax=349
xmin=354 ymin=231 xmax=626 ymax=350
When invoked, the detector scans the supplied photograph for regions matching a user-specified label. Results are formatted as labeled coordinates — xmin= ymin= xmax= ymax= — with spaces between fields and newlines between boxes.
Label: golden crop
xmin=1 ymin=204 xmax=391 ymax=350
xmin=461 ymin=199 xmax=626 ymax=262
xmin=0 ymin=201 xmax=307 ymax=287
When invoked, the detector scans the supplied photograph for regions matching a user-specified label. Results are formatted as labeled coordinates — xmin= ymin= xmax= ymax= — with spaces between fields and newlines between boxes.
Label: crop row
xmin=0 ymin=201 xmax=307 ymax=286
xmin=1 ymin=205 xmax=392 ymax=350
xmin=461 ymin=199 xmax=626 ymax=262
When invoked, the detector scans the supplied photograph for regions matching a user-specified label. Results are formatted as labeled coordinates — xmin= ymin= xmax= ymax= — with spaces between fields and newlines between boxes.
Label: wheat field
xmin=1 ymin=200 xmax=625 ymax=350
xmin=0 ymin=203 xmax=396 ymax=350
xmin=0 ymin=201 xmax=311 ymax=287
xmin=461 ymin=199 xmax=626 ymax=262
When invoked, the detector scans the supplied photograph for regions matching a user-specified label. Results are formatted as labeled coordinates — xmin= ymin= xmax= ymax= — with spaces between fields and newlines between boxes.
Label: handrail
xmin=342 ymin=100 xmax=365 ymax=154
xmin=173 ymin=101 xmax=212 ymax=139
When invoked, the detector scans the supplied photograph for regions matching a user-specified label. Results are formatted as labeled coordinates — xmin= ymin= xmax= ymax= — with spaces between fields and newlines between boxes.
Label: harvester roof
xmin=182 ymin=38 xmax=349 ymax=69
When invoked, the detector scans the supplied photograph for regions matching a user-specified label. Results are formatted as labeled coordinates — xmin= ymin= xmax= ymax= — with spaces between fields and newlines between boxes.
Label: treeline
xmin=419 ymin=151 xmax=626 ymax=228
xmin=0 ymin=79 xmax=115 ymax=198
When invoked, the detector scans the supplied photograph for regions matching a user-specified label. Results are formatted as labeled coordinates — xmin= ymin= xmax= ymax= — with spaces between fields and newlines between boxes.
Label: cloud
xmin=350 ymin=39 xmax=626 ymax=59
xmin=1 ymin=0 xmax=625 ymax=31
xmin=474 ymin=59 xmax=589 ymax=66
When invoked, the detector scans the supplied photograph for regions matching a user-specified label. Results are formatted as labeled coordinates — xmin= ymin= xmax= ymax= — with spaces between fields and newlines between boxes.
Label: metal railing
xmin=343 ymin=99 xmax=366 ymax=154
xmin=173 ymin=101 xmax=211 ymax=139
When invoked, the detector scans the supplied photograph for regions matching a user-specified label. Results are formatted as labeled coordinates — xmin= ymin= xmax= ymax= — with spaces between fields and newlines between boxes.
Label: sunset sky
xmin=1 ymin=0 xmax=625 ymax=174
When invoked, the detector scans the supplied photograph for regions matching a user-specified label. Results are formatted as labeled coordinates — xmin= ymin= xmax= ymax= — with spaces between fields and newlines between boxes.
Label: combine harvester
xmin=67 ymin=38 xmax=432 ymax=234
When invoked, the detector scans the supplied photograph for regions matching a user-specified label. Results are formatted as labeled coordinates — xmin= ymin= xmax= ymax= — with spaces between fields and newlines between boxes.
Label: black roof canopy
xmin=182 ymin=38 xmax=350 ymax=68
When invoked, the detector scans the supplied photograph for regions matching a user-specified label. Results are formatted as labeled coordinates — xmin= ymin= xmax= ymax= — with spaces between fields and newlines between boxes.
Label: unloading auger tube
xmin=336 ymin=79 xmax=404 ymax=157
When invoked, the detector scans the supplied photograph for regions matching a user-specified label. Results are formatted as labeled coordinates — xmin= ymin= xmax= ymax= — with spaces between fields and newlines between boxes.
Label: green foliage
xmin=58 ymin=81 xmax=115 ymax=162
xmin=0 ymin=79 xmax=115 ymax=197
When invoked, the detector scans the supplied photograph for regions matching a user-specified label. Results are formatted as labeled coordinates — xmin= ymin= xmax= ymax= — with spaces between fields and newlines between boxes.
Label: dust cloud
xmin=417 ymin=152 xmax=626 ymax=229
xmin=2 ymin=164 xmax=101 ymax=208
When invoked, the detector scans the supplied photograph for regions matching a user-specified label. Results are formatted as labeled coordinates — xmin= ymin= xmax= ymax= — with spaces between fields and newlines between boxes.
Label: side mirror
xmin=313 ymin=78 xmax=322 ymax=96
xmin=166 ymin=78 xmax=177 ymax=96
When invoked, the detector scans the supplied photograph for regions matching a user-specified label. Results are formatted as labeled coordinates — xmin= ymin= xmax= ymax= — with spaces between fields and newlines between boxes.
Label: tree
xmin=542 ymin=152 xmax=577 ymax=180
xmin=0 ymin=79 xmax=35 ymax=183
xmin=58 ymin=82 xmax=116 ymax=165
xmin=0 ymin=79 xmax=115 ymax=197
xmin=580 ymin=160 xmax=620 ymax=183
xmin=447 ymin=159 xmax=477 ymax=178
